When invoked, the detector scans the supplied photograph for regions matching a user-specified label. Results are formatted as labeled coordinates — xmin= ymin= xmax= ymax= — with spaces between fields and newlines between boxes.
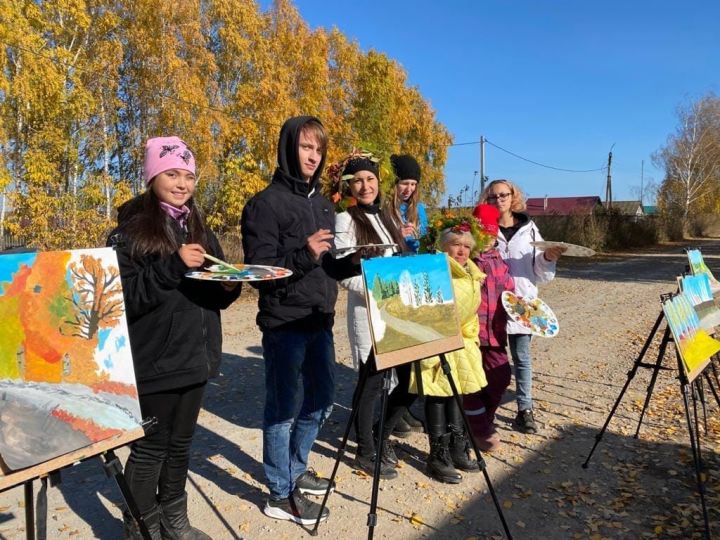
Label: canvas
xmin=361 ymin=253 xmax=463 ymax=369
xmin=0 ymin=248 xmax=142 ymax=476
xmin=687 ymin=249 xmax=720 ymax=295
xmin=679 ymin=273 xmax=720 ymax=332
xmin=662 ymin=292 xmax=720 ymax=382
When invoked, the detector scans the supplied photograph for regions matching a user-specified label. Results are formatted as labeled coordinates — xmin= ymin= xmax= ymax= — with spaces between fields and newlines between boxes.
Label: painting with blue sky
xmin=0 ymin=247 xmax=142 ymax=478
xmin=361 ymin=254 xmax=462 ymax=368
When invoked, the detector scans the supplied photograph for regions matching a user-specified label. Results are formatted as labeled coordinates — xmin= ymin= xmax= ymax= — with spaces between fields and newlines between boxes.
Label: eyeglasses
xmin=486 ymin=192 xmax=512 ymax=202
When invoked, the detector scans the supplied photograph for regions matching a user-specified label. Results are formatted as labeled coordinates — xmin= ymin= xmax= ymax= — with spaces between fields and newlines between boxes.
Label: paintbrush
xmin=202 ymin=253 xmax=243 ymax=273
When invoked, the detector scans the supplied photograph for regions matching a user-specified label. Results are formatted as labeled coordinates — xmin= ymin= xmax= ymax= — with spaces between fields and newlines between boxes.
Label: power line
xmin=450 ymin=137 xmax=606 ymax=173
xmin=485 ymin=139 xmax=606 ymax=173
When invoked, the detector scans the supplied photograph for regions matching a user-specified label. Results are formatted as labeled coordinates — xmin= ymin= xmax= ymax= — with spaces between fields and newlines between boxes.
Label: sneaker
xmin=263 ymin=488 xmax=329 ymax=525
xmin=514 ymin=409 xmax=537 ymax=434
xmin=295 ymin=469 xmax=335 ymax=496
xmin=354 ymin=452 xmax=398 ymax=479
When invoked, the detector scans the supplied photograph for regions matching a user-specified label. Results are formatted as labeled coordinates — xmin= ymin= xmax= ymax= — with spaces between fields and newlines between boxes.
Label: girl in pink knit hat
xmin=108 ymin=136 xmax=240 ymax=539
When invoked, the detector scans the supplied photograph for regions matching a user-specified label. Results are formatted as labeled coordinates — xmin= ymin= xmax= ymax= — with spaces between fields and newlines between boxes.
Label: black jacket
xmin=108 ymin=197 xmax=240 ymax=395
xmin=241 ymin=116 xmax=358 ymax=330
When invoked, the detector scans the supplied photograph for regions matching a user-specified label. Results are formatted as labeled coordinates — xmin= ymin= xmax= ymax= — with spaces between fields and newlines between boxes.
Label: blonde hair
xmin=480 ymin=178 xmax=526 ymax=212
xmin=300 ymin=120 xmax=328 ymax=156
xmin=384 ymin=181 xmax=420 ymax=228
xmin=439 ymin=229 xmax=475 ymax=252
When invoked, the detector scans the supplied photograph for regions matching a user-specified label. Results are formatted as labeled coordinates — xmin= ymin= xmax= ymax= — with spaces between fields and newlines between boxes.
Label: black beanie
xmin=342 ymin=157 xmax=379 ymax=178
xmin=390 ymin=154 xmax=421 ymax=182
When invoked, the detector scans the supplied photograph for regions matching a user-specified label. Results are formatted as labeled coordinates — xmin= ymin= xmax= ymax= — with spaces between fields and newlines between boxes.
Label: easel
xmin=582 ymin=300 xmax=720 ymax=539
xmin=1 ymin=419 xmax=156 ymax=540
xmin=311 ymin=353 xmax=513 ymax=539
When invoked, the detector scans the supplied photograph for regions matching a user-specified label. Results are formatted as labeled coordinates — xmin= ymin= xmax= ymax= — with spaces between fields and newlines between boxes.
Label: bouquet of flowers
xmin=420 ymin=209 xmax=495 ymax=254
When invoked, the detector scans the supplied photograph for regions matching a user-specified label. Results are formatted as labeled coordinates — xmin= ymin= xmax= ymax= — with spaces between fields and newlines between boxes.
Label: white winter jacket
xmin=496 ymin=213 xmax=556 ymax=335
xmin=335 ymin=210 xmax=399 ymax=368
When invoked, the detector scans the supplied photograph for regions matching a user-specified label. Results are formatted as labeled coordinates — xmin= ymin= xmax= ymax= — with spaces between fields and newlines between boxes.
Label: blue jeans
xmin=508 ymin=334 xmax=533 ymax=411
xmin=262 ymin=327 xmax=335 ymax=500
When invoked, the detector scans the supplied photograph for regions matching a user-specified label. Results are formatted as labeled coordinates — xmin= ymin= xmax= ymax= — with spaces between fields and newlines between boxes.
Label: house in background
xmin=605 ymin=200 xmax=644 ymax=219
xmin=525 ymin=196 xmax=602 ymax=217
xmin=643 ymin=205 xmax=658 ymax=216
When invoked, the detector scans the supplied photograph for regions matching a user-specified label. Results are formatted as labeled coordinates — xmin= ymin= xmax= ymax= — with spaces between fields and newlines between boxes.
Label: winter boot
xmin=426 ymin=434 xmax=462 ymax=484
xmin=449 ymin=425 xmax=480 ymax=472
xmin=123 ymin=505 xmax=162 ymax=540
xmin=159 ymin=492 xmax=211 ymax=540
xmin=403 ymin=408 xmax=425 ymax=432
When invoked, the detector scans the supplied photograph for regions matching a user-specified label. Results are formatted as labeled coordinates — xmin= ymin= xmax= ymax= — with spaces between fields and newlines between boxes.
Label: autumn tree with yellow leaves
xmin=0 ymin=0 xmax=451 ymax=249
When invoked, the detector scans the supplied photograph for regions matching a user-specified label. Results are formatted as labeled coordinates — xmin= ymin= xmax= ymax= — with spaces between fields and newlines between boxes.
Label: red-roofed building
xmin=525 ymin=196 xmax=602 ymax=217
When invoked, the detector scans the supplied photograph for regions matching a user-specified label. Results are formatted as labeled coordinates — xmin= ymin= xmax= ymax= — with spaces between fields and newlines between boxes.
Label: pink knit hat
xmin=143 ymin=136 xmax=196 ymax=185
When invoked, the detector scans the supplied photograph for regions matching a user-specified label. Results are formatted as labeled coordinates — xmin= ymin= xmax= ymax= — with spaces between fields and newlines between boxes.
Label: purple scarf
xmin=160 ymin=201 xmax=191 ymax=231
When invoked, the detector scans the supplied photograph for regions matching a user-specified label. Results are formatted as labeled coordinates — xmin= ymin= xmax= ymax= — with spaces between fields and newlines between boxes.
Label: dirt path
xmin=2 ymin=240 xmax=720 ymax=539
xmin=380 ymin=306 xmax=445 ymax=341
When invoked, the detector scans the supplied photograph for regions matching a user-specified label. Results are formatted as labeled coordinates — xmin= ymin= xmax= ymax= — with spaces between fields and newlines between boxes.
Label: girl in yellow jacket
xmin=410 ymin=221 xmax=488 ymax=484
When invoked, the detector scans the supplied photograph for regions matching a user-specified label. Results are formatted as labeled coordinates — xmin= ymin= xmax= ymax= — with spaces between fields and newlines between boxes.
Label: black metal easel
xmin=582 ymin=299 xmax=719 ymax=539
xmin=311 ymin=354 xmax=513 ymax=539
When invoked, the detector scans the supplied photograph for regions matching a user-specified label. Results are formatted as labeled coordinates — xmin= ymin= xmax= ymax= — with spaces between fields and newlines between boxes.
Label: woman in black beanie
xmin=333 ymin=153 xmax=413 ymax=479
xmin=384 ymin=154 xmax=428 ymax=253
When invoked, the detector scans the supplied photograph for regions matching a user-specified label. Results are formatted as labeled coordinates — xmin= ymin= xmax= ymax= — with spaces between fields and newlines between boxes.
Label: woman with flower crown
xmin=409 ymin=213 xmax=490 ymax=484
xmin=332 ymin=151 xmax=413 ymax=480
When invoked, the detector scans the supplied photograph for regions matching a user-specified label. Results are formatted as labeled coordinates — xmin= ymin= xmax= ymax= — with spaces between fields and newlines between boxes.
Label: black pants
xmin=352 ymin=357 xmax=415 ymax=456
xmin=425 ymin=395 xmax=462 ymax=438
xmin=124 ymin=382 xmax=206 ymax=514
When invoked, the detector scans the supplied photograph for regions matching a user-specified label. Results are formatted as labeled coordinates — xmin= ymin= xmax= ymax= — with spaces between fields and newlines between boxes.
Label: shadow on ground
xmin=418 ymin=423 xmax=720 ymax=539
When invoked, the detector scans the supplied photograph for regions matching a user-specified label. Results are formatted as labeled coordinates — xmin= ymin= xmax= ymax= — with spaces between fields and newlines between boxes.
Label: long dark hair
xmin=121 ymin=190 xmax=209 ymax=258
xmin=347 ymin=204 xmax=408 ymax=252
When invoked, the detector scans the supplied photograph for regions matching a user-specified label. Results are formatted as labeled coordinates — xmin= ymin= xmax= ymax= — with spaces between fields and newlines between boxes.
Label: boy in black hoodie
xmin=241 ymin=116 xmax=357 ymax=525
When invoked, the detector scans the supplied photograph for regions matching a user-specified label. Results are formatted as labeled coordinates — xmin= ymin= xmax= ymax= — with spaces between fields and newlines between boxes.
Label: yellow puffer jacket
xmin=409 ymin=256 xmax=487 ymax=396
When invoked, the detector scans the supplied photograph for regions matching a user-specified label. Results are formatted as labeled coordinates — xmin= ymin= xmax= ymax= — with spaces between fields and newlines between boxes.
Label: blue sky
xmin=0 ymin=253 xmax=36 ymax=291
xmin=269 ymin=0 xmax=720 ymax=204
xmin=363 ymin=254 xmax=454 ymax=299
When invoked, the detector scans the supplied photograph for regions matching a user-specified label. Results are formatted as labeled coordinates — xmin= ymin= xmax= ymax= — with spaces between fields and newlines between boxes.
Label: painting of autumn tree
xmin=0 ymin=248 xmax=142 ymax=480
xmin=64 ymin=255 xmax=124 ymax=340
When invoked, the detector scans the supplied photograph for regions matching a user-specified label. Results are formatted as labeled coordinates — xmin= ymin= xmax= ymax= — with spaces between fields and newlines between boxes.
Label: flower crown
xmin=325 ymin=148 xmax=381 ymax=210
xmin=420 ymin=210 xmax=495 ymax=253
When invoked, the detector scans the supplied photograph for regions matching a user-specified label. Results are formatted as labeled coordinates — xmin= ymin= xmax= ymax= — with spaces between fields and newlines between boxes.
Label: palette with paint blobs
xmin=186 ymin=264 xmax=292 ymax=282
xmin=501 ymin=291 xmax=559 ymax=337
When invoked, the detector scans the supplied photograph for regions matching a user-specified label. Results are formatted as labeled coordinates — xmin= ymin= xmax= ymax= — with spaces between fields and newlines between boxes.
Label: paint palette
xmin=186 ymin=264 xmax=292 ymax=282
xmin=529 ymin=240 xmax=596 ymax=257
xmin=501 ymin=291 xmax=559 ymax=337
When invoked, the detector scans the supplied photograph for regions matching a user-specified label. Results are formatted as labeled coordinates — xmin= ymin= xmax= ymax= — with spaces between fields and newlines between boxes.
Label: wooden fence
xmin=1 ymin=234 xmax=26 ymax=251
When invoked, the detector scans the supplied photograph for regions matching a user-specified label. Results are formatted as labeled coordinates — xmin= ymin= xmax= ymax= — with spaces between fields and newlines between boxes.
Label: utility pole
xmin=471 ymin=171 xmax=478 ymax=204
xmin=640 ymin=160 xmax=644 ymax=206
xmin=605 ymin=149 xmax=613 ymax=208
xmin=480 ymin=136 xmax=486 ymax=193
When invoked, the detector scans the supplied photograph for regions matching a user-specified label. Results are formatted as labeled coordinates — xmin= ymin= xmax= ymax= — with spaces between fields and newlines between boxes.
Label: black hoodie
xmin=241 ymin=116 xmax=358 ymax=330
xmin=108 ymin=195 xmax=241 ymax=395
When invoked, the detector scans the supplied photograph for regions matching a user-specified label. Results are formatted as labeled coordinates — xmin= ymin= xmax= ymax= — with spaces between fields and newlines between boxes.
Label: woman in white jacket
xmin=334 ymin=154 xmax=410 ymax=479
xmin=479 ymin=179 xmax=565 ymax=433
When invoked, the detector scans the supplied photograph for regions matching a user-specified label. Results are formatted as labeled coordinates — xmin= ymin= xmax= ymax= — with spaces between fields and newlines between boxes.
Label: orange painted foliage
xmin=50 ymin=409 xmax=123 ymax=442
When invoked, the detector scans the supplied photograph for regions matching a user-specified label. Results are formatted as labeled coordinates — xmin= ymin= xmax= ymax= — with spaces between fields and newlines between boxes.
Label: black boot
xmin=426 ymin=434 xmax=462 ymax=484
xmin=449 ymin=425 xmax=480 ymax=472
xmin=403 ymin=408 xmax=425 ymax=432
xmin=159 ymin=492 xmax=211 ymax=540
xmin=123 ymin=506 xmax=162 ymax=540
